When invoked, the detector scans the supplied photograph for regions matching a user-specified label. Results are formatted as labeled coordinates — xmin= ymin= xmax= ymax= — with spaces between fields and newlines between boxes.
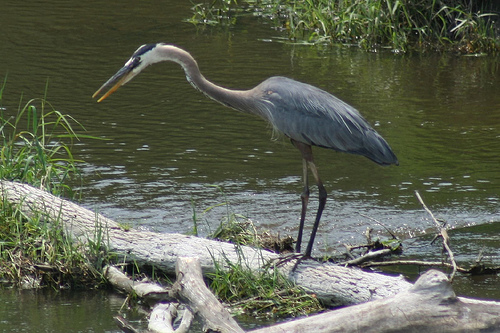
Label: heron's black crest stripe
xmin=133 ymin=43 xmax=157 ymax=57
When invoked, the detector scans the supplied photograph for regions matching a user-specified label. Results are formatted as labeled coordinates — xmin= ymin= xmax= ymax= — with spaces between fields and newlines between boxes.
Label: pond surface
xmin=0 ymin=0 xmax=499 ymax=331
xmin=0 ymin=289 xmax=125 ymax=332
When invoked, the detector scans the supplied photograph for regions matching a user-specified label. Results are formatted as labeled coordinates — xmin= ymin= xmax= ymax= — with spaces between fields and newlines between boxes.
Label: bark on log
xmin=1 ymin=180 xmax=411 ymax=306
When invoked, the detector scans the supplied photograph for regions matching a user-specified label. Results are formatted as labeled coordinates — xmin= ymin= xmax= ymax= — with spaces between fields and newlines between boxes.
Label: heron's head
xmin=93 ymin=43 xmax=163 ymax=102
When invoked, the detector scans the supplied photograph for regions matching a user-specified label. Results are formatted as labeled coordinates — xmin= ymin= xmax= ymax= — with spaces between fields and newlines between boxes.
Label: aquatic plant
xmin=189 ymin=0 xmax=500 ymax=53
xmin=0 ymin=79 xmax=107 ymax=288
xmin=0 ymin=80 xmax=85 ymax=196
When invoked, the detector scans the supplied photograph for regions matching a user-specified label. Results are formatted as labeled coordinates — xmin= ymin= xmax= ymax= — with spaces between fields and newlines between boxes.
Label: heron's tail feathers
xmin=358 ymin=129 xmax=398 ymax=166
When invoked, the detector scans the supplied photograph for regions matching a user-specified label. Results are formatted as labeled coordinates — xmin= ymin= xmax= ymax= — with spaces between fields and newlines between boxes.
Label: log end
xmin=410 ymin=269 xmax=456 ymax=302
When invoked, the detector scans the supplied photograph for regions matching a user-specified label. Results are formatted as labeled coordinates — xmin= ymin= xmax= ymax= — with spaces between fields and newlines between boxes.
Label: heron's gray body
xmin=252 ymin=76 xmax=398 ymax=166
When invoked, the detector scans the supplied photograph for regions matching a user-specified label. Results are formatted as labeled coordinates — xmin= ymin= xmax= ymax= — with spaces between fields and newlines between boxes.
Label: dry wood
xmin=1 ymin=180 xmax=411 ymax=307
xmin=148 ymin=303 xmax=193 ymax=333
xmin=415 ymin=190 xmax=458 ymax=280
xmin=172 ymin=257 xmax=244 ymax=333
xmin=104 ymin=265 xmax=172 ymax=303
xmin=113 ymin=315 xmax=141 ymax=333
xmin=108 ymin=259 xmax=500 ymax=333
xmin=344 ymin=248 xmax=392 ymax=266
xmin=9 ymin=174 xmax=493 ymax=332
xmin=106 ymin=259 xmax=240 ymax=333
xmin=148 ymin=303 xmax=177 ymax=333
xmin=249 ymin=269 xmax=500 ymax=333
xmin=105 ymin=265 xmax=194 ymax=333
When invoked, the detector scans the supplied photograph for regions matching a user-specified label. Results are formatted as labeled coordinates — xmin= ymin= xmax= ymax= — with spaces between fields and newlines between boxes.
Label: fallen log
xmin=1 ymin=179 xmax=411 ymax=306
xmin=250 ymin=269 xmax=500 ymax=333
xmin=106 ymin=258 xmax=243 ymax=333
xmin=107 ymin=258 xmax=500 ymax=333
xmin=104 ymin=265 xmax=171 ymax=303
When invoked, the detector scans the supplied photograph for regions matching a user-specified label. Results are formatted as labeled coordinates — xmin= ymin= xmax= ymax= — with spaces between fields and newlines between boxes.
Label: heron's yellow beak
xmin=92 ymin=65 xmax=135 ymax=102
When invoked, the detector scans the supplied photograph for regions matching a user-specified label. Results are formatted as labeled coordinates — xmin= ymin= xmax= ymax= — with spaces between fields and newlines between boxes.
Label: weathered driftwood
xmin=148 ymin=304 xmax=178 ymax=333
xmin=173 ymin=257 xmax=244 ymax=333
xmin=252 ymin=269 xmax=500 ymax=333
xmin=106 ymin=258 xmax=243 ymax=333
xmin=148 ymin=303 xmax=193 ymax=333
xmin=107 ymin=258 xmax=500 ymax=333
xmin=1 ymin=180 xmax=411 ymax=306
xmin=104 ymin=265 xmax=171 ymax=304
xmin=106 ymin=264 xmax=195 ymax=333
xmin=113 ymin=315 xmax=141 ymax=333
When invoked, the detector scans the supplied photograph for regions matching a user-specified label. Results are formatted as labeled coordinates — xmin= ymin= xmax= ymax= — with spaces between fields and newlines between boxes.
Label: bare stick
xmin=415 ymin=191 xmax=457 ymax=281
xmin=358 ymin=213 xmax=398 ymax=239
xmin=361 ymin=260 xmax=469 ymax=273
xmin=344 ymin=249 xmax=393 ymax=266
xmin=113 ymin=315 xmax=140 ymax=333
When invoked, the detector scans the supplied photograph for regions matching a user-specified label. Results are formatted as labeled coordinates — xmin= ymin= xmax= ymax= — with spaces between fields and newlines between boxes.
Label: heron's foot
xmin=268 ymin=252 xmax=315 ymax=273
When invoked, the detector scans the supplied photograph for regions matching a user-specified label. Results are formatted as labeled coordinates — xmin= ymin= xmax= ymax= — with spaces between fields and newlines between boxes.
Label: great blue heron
xmin=93 ymin=43 xmax=398 ymax=257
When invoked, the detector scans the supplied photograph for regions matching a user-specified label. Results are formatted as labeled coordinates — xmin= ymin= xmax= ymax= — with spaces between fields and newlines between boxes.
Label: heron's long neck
xmin=158 ymin=45 xmax=255 ymax=115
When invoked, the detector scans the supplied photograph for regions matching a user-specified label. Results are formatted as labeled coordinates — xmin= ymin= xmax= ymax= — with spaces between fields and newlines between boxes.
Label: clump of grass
xmin=211 ymin=212 xmax=261 ymax=245
xmin=187 ymin=0 xmax=240 ymax=26
xmin=211 ymin=214 xmax=295 ymax=253
xmin=209 ymin=253 xmax=323 ymax=318
xmin=190 ymin=0 xmax=500 ymax=53
xmin=0 ymin=79 xmax=88 ymax=197
xmin=0 ymin=78 xmax=108 ymax=289
xmin=0 ymin=201 xmax=105 ymax=289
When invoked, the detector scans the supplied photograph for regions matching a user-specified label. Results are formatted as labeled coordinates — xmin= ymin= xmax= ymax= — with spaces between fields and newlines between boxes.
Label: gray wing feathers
xmin=259 ymin=77 xmax=398 ymax=165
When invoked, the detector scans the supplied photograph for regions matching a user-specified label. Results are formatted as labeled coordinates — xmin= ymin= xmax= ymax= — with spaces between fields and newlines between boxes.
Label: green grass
xmin=189 ymin=0 xmax=500 ymax=53
xmin=0 ymin=80 xmax=88 ymax=197
xmin=208 ymin=251 xmax=323 ymax=318
xmin=188 ymin=0 xmax=240 ymax=25
xmin=0 ymin=78 xmax=108 ymax=289
xmin=0 ymin=201 xmax=104 ymax=289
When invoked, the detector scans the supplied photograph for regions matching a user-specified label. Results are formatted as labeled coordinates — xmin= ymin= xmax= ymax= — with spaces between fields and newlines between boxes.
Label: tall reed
xmin=189 ymin=0 xmax=499 ymax=52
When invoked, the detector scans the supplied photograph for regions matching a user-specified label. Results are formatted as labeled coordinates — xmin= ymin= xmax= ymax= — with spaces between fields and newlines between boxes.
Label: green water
xmin=0 ymin=289 xmax=124 ymax=332
xmin=0 ymin=0 xmax=499 ymax=331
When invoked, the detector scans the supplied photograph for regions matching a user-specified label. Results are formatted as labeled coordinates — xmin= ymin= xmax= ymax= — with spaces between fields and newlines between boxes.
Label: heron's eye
xmin=131 ymin=57 xmax=141 ymax=68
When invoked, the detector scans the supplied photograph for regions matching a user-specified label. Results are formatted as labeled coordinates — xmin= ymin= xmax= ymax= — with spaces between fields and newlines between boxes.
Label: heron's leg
xmin=296 ymin=159 xmax=310 ymax=253
xmin=292 ymin=140 xmax=317 ymax=254
xmin=304 ymin=161 xmax=327 ymax=257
